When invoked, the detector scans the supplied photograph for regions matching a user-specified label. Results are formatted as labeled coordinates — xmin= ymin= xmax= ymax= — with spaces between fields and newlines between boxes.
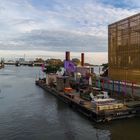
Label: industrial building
xmin=108 ymin=13 xmax=140 ymax=84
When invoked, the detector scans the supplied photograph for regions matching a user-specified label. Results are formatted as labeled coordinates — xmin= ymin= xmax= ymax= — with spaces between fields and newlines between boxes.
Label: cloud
xmin=0 ymin=29 xmax=107 ymax=52
xmin=98 ymin=0 xmax=140 ymax=8
xmin=0 ymin=0 xmax=139 ymax=54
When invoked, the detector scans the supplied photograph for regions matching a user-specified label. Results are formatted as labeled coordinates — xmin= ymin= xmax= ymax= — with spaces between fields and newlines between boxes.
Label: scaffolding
xmin=108 ymin=13 xmax=140 ymax=84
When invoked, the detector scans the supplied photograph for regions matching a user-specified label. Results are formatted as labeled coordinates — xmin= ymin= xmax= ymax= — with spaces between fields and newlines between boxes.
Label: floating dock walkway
xmin=36 ymin=80 xmax=140 ymax=122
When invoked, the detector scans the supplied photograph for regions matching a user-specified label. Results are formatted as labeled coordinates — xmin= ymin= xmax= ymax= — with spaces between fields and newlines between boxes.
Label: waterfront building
xmin=108 ymin=13 xmax=140 ymax=84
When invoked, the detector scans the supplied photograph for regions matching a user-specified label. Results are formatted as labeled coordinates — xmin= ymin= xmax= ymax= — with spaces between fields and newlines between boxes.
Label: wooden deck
xmin=36 ymin=80 xmax=140 ymax=122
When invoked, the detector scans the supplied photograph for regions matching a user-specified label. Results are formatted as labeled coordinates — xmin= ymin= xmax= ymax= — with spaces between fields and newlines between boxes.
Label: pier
xmin=36 ymin=80 xmax=140 ymax=122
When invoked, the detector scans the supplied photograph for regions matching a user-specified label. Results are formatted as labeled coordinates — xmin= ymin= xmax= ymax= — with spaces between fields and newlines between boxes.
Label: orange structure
xmin=108 ymin=13 xmax=140 ymax=84
xmin=64 ymin=87 xmax=73 ymax=93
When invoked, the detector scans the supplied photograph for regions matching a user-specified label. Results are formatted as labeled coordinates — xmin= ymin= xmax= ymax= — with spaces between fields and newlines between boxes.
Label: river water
xmin=0 ymin=65 xmax=140 ymax=140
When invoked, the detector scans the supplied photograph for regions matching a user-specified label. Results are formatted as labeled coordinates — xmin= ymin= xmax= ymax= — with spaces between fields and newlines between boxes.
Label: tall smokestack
xmin=65 ymin=51 xmax=70 ymax=61
xmin=81 ymin=53 xmax=84 ymax=66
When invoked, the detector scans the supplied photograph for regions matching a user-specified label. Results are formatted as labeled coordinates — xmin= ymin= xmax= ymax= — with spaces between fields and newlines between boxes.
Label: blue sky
xmin=0 ymin=0 xmax=139 ymax=54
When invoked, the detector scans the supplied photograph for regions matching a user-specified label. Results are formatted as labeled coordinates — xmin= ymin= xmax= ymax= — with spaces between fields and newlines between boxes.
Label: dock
xmin=35 ymin=80 xmax=140 ymax=122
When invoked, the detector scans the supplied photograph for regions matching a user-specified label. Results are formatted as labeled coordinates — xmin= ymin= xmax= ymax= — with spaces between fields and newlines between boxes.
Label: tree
xmin=45 ymin=65 xmax=61 ymax=73
xmin=46 ymin=59 xmax=63 ymax=66
xmin=72 ymin=58 xmax=80 ymax=66
xmin=102 ymin=63 xmax=108 ymax=72
xmin=101 ymin=63 xmax=108 ymax=77
xmin=35 ymin=58 xmax=45 ymax=63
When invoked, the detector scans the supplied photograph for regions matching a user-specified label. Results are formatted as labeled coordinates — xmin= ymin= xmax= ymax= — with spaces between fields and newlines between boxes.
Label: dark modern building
xmin=108 ymin=13 xmax=140 ymax=84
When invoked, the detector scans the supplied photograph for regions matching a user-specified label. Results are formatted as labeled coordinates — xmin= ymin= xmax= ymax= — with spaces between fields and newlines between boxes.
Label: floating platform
xmin=36 ymin=80 xmax=140 ymax=122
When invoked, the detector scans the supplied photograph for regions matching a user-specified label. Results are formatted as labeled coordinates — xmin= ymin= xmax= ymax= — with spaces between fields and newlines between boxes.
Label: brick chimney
xmin=81 ymin=53 xmax=84 ymax=66
xmin=65 ymin=51 xmax=70 ymax=61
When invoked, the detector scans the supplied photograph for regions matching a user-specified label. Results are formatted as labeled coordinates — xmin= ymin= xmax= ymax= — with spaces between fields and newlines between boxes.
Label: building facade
xmin=108 ymin=13 xmax=140 ymax=84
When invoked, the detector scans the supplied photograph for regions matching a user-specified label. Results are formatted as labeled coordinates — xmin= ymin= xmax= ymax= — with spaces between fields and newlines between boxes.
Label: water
xmin=0 ymin=65 xmax=140 ymax=140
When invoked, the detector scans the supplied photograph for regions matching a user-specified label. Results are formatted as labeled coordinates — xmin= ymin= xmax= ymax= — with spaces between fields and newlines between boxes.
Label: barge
xmin=35 ymin=80 xmax=140 ymax=122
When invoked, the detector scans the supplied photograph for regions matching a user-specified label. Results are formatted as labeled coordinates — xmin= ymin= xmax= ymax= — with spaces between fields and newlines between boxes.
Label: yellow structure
xmin=96 ymin=103 xmax=124 ymax=111
xmin=108 ymin=13 xmax=140 ymax=84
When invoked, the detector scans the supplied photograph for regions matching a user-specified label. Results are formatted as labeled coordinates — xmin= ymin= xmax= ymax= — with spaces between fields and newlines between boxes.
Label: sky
xmin=0 ymin=0 xmax=139 ymax=64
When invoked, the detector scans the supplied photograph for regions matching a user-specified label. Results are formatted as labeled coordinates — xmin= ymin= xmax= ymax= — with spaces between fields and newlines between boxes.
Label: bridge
xmin=4 ymin=61 xmax=43 ymax=66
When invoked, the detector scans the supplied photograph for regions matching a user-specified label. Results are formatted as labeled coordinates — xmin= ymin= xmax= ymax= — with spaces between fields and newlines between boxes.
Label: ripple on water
xmin=0 ymin=66 xmax=140 ymax=140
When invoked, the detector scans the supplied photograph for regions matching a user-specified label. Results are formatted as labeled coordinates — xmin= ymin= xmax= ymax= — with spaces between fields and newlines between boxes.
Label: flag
xmin=102 ymin=79 xmax=104 ymax=90
xmin=64 ymin=60 xmax=75 ymax=72
xmin=41 ymin=63 xmax=45 ymax=72
xmin=118 ymin=81 xmax=121 ymax=93
xmin=107 ymin=79 xmax=110 ymax=91
xmin=123 ymin=81 xmax=126 ymax=96
xmin=112 ymin=80 xmax=114 ymax=91
xmin=98 ymin=78 xmax=101 ymax=88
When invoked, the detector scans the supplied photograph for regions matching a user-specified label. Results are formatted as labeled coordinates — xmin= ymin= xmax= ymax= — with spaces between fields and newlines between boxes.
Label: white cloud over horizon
xmin=0 ymin=0 xmax=139 ymax=64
